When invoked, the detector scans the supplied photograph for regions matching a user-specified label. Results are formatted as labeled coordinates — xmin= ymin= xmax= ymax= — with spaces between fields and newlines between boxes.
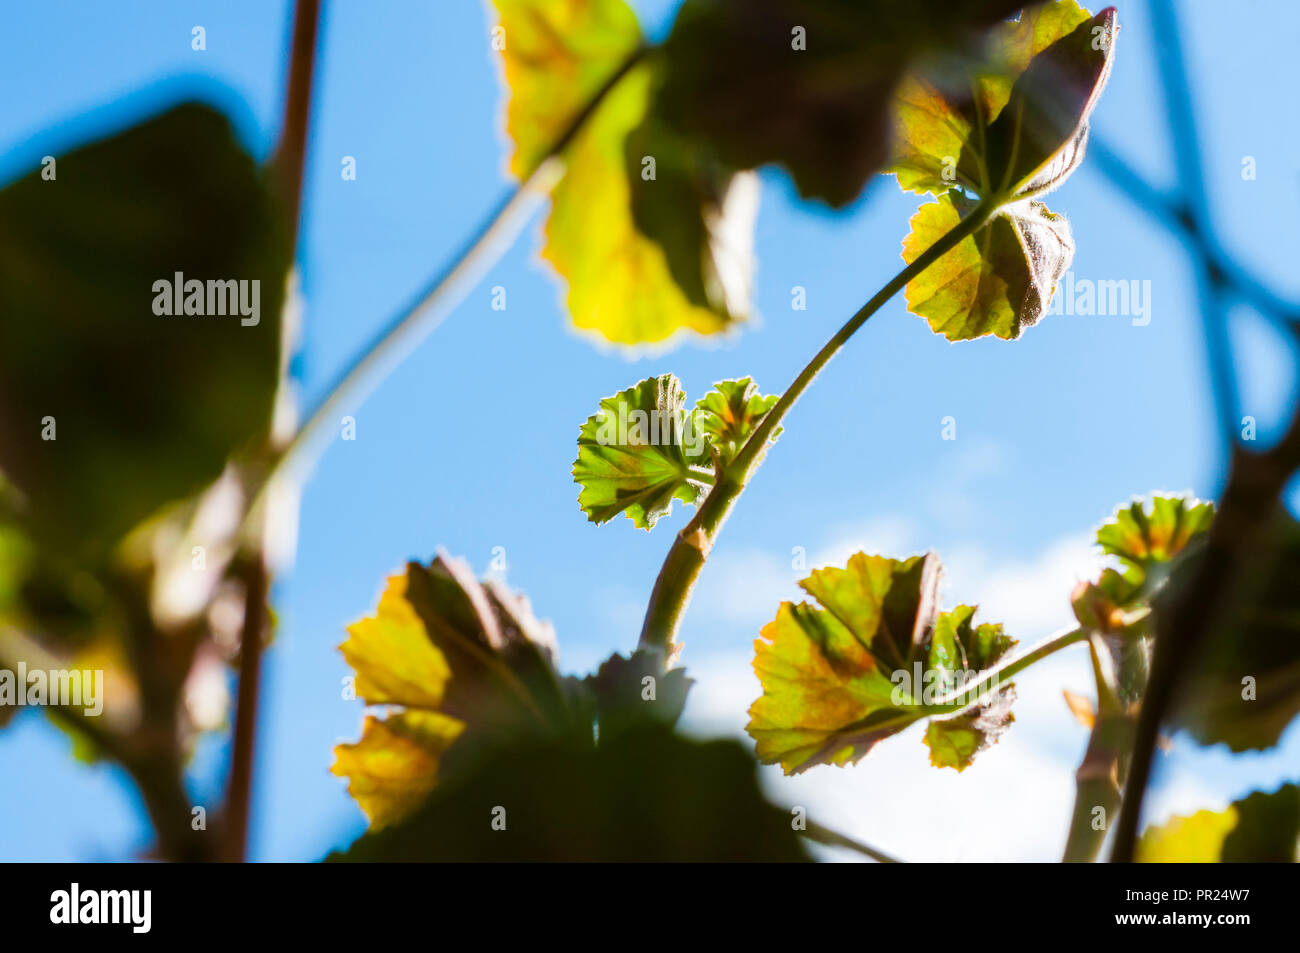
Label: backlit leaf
xmin=0 ymin=103 xmax=289 ymax=562
xmin=902 ymin=193 xmax=1074 ymax=340
xmin=492 ymin=0 xmax=641 ymax=179
xmin=654 ymin=0 xmax=1026 ymax=208
xmin=543 ymin=67 xmax=748 ymax=345
xmin=333 ymin=554 xmax=585 ymax=828
xmin=889 ymin=4 xmax=1117 ymax=341
xmin=572 ymin=374 xmax=711 ymax=529
xmin=748 ymin=552 xmax=1014 ymax=774
xmin=1097 ymin=495 xmax=1215 ymax=577
xmin=332 ymin=725 xmax=808 ymax=862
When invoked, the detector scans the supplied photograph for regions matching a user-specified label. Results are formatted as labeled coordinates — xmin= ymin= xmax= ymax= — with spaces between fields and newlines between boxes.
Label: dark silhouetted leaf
xmin=0 ymin=103 xmax=290 ymax=561
xmin=331 ymin=725 xmax=809 ymax=861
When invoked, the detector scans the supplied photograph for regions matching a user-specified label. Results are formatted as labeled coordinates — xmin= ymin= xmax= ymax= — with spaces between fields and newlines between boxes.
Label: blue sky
xmin=1 ymin=0 xmax=1298 ymax=861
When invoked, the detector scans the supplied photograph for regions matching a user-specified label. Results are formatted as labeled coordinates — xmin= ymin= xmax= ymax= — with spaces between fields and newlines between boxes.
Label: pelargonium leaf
xmin=332 ymin=725 xmax=808 ymax=862
xmin=588 ymin=648 xmax=693 ymax=739
xmin=748 ymin=552 xmax=1014 ymax=774
xmin=492 ymin=0 xmax=751 ymax=345
xmin=694 ymin=377 xmax=780 ymax=468
xmin=572 ymin=374 xmax=711 ymax=529
xmin=333 ymin=554 xmax=585 ymax=828
xmin=984 ymin=7 xmax=1117 ymax=196
xmin=331 ymin=711 xmax=464 ymax=831
xmin=492 ymin=0 xmax=642 ymax=179
xmin=886 ymin=1 xmax=1100 ymax=199
xmin=902 ymin=193 xmax=1074 ymax=340
xmin=625 ymin=105 xmax=758 ymax=322
xmin=0 ymin=103 xmax=289 ymax=562
xmin=1138 ymin=784 xmax=1300 ymax=862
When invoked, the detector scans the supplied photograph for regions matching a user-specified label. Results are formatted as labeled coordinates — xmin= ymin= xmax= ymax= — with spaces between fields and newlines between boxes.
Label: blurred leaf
xmin=331 ymin=725 xmax=808 ymax=861
xmin=1138 ymin=784 xmax=1300 ymax=862
xmin=492 ymin=0 xmax=642 ymax=179
xmin=694 ymin=378 xmax=780 ymax=469
xmin=544 ymin=67 xmax=748 ymax=345
xmin=572 ymin=374 xmax=711 ymax=529
xmin=333 ymin=554 xmax=587 ymax=828
xmin=0 ymin=103 xmax=290 ymax=562
xmin=749 ymin=552 xmax=1014 ymax=774
xmin=923 ymin=605 xmax=1017 ymax=770
xmin=1171 ymin=512 xmax=1300 ymax=752
xmin=902 ymin=193 xmax=1073 ymax=340
xmin=625 ymin=104 xmax=757 ymax=321
xmin=331 ymin=711 xmax=463 ymax=831
xmin=654 ymin=0 xmax=1026 ymax=208
xmin=888 ymin=0 xmax=1094 ymax=197
xmin=491 ymin=1 xmax=750 ymax=344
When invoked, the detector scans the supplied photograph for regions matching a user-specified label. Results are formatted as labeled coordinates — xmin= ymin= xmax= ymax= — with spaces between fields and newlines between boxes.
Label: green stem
xmin=638 ymin=198 xmax=1002 ymax=652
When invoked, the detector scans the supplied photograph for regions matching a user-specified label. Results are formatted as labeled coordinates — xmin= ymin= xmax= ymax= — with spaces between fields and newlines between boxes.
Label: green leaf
xmin=331 ymin=725 xmax=809 ymax=862
xmin=890 ymin=4 xmax=1118 ymax=341
xmin=492 ymin=0 xmax=642 ymax=180
xmin=1138 ymin=784 xmax=1300 ymax=862
xmin=572 ymin=374 xmax=711 ymax=529
xmin=1170 ymin=512 xmax=1300 ymax=752
xmin=333 ymin=554 xmax=586 ymax=828
xmin=902 ymin=193 xmax=1074 ymax=340
xmin=653 ymin=0 xmax=1027 ymax=209
xmin=694 ymin=377 xmax=781 ymax=468
xmin=0 ymin=103 xmax=290 ymax=561
xmin=748 ymin=552 xmax=1014 ymax=774
xmin=625 ymin=99 xmax=757 ymax=321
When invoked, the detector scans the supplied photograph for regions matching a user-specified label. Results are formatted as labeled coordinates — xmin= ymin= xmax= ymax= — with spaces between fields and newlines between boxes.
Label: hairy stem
xmin=638 ymin=199 xmax=1001 ymax=652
